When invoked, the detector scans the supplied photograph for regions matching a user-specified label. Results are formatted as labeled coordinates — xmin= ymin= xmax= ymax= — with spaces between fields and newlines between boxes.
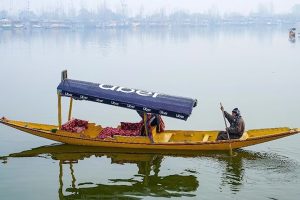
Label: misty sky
xmin=1 ymin=0 xmax=300 ymax=16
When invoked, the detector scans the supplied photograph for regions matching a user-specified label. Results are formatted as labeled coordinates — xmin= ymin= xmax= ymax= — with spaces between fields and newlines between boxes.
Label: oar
xmin=220 ymin=103 xmax=233 ymax=156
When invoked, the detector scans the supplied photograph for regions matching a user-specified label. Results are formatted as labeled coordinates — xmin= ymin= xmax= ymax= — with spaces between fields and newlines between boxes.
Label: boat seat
xmin=239 ymin=132 xmax=248 ymax=140
xmin=202 ymin=134 xmax=210 ymax=142
xmin=153 ymin=133 xmax=173 ymax=143
xmin=83 ymin=123 xmax=102 ymax=138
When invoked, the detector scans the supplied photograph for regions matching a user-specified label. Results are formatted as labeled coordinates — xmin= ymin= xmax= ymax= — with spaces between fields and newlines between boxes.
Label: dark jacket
xmin=224 ymin=111 xmax=245 ymax=136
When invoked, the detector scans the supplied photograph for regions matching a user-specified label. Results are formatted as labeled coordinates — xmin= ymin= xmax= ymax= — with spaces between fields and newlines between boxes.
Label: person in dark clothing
xmin=217 ymin=106 xmax=245 ymax=140
xmin=137 ymin=111 xmax=161 ymax=136
xmin=137 ymin=111 xmax=159 ymax=127
xmin=137 ymin=111 xmax=165 ymax=135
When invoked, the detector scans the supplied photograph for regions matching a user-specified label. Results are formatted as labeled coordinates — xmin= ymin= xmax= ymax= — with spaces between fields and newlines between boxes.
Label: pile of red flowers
xmin=98 ymin=122 xmax=142 ymax=139
xmin=61 ymin=119 xmax=88 ymax=133
xmin=121 ymin=122 xmax=143 ymax=131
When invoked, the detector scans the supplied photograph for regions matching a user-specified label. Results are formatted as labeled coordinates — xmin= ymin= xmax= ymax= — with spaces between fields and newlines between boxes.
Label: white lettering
xmin=152 ymin=93 xmax=160 ymax=98
xmin=127 ymin=104 xmax=135 ymax=109
xmin=99 ymin=84 xmax=159 ymax=98
xmin=80 ymin=95 xmax=88 ymax=100
xmin=96 ymin=99 xmax=104 ymax=103
xmin=116 ymin=87 xmax=135 ymax=93
xmin=99 ymin=84 xmax=118 ymax=91
xmin=65 ymin=92 xmax=72 ymax=97
xmin=176 ymin=114 xmax=184 ymax=119
xmin=159 ymin=111 xmax=168 ymax=115
xmin=136 ymin=90 xmax=152 ymax=97
xmin=143 ymin=107 xmax=151 ymax=112
xmin=111 ymin=101 xmax=119 ymax=106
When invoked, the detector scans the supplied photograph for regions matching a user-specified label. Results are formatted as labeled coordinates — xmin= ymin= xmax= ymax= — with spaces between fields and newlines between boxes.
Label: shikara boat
xmin=1 ymin=71 xmax=299 ymax=151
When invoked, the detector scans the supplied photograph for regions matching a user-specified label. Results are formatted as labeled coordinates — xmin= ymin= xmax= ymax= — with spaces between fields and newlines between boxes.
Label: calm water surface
xmin=0 ymin=27 xmax=300 ymax=199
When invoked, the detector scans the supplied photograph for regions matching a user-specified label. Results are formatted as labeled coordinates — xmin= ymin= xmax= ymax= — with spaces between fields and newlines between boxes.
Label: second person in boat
xmin=137 ymin=111 xmax=165 ymax=136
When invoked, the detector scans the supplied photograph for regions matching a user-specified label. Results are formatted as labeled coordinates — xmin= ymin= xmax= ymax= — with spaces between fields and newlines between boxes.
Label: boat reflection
xmin=0 ymin=144 xmax=296 ymax=198
xmin=2 ymin=144 xmax=201 ymax=199
xmin=60 ymin=156 xmax=198 ymax=199
xmin=289 ymin=35 xmax=296 ymax=43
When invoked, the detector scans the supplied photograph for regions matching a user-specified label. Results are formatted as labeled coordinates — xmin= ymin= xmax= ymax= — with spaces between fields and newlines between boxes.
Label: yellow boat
xmin=1 ymin=71 xmax=299 ymax=151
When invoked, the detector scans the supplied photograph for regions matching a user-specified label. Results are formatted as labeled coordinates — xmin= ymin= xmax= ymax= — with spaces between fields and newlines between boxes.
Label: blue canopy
xmin=57 ymin=79 xmax=197 ymax=120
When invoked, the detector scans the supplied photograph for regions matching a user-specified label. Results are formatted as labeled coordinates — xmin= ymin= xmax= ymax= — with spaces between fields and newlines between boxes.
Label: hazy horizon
xmin=1 ymin=0 xmax=300 ymax=16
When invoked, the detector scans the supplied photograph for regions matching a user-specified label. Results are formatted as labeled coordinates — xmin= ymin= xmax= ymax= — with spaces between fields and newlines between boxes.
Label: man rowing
xmin=217 ymin=106 xmax=245 ymax=140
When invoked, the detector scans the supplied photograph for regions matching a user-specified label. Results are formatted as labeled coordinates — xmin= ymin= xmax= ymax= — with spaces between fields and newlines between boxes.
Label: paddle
xmin=220 ymin=103 xmax=233 ymax=156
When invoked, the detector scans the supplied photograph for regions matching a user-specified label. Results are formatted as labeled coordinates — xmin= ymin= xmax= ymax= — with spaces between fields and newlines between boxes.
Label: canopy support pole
xmin=58 ymin=160 xmax=63 ymax=200
xmin=69 ymin=163 xmax=76 ymax=189
xmin=68 ymin=98 xmax=73 ymax=121
xmin=143 ymin=112 xmax=148 ymax=137
xmin=58 ymin=70 xmax=68 ymax=128
xmin=58 ymin=94 xmax=62 ymax=128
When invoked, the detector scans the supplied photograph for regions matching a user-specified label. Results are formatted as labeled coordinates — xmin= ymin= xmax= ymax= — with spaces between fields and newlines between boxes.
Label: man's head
xmin=232 ymin=108 xmax=240 ymax=116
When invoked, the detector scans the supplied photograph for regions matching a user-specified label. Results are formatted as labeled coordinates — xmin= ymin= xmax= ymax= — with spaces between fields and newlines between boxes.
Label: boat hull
xmin=1 ymin=119 xmax=299 ymax=151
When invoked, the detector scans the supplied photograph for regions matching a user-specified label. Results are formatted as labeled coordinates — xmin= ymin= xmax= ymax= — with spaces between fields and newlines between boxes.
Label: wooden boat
xmin=1 ymin=71 xmax=299 ymax=151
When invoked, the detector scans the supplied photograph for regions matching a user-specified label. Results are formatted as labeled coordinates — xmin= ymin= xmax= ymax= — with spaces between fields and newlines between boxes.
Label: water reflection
xmin=289 ymin=35 xmax=296 ymax=43
xmin=2 ymin=144 xmax=200 ymax=199
xmin=0 ymin=144 xmax=298 ymax=199
xmin=0 ymin=26 xmax=286 ymax=48
xmin=61 ymin=156 xmax=198 ymax=199
xmin=219 ymin=153 xmax=245 ymax=193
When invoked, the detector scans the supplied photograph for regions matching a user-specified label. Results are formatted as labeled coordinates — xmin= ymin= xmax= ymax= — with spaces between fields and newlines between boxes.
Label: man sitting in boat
xmin=217 ymin=107 xmax=245 ymax=140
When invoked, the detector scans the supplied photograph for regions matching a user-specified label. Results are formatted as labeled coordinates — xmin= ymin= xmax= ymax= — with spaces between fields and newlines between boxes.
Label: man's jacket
xmin=224 ymin=111 xmax=245 ymax=136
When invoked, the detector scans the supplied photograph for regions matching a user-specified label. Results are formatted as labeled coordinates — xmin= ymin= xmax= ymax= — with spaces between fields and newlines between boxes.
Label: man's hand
xmin=220 ymin=105 xmax=224 ymax=111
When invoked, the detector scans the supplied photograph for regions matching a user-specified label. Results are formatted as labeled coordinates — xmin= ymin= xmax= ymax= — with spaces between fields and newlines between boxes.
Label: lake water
xmin=0 ymin=26 xmax=300 ymax=199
